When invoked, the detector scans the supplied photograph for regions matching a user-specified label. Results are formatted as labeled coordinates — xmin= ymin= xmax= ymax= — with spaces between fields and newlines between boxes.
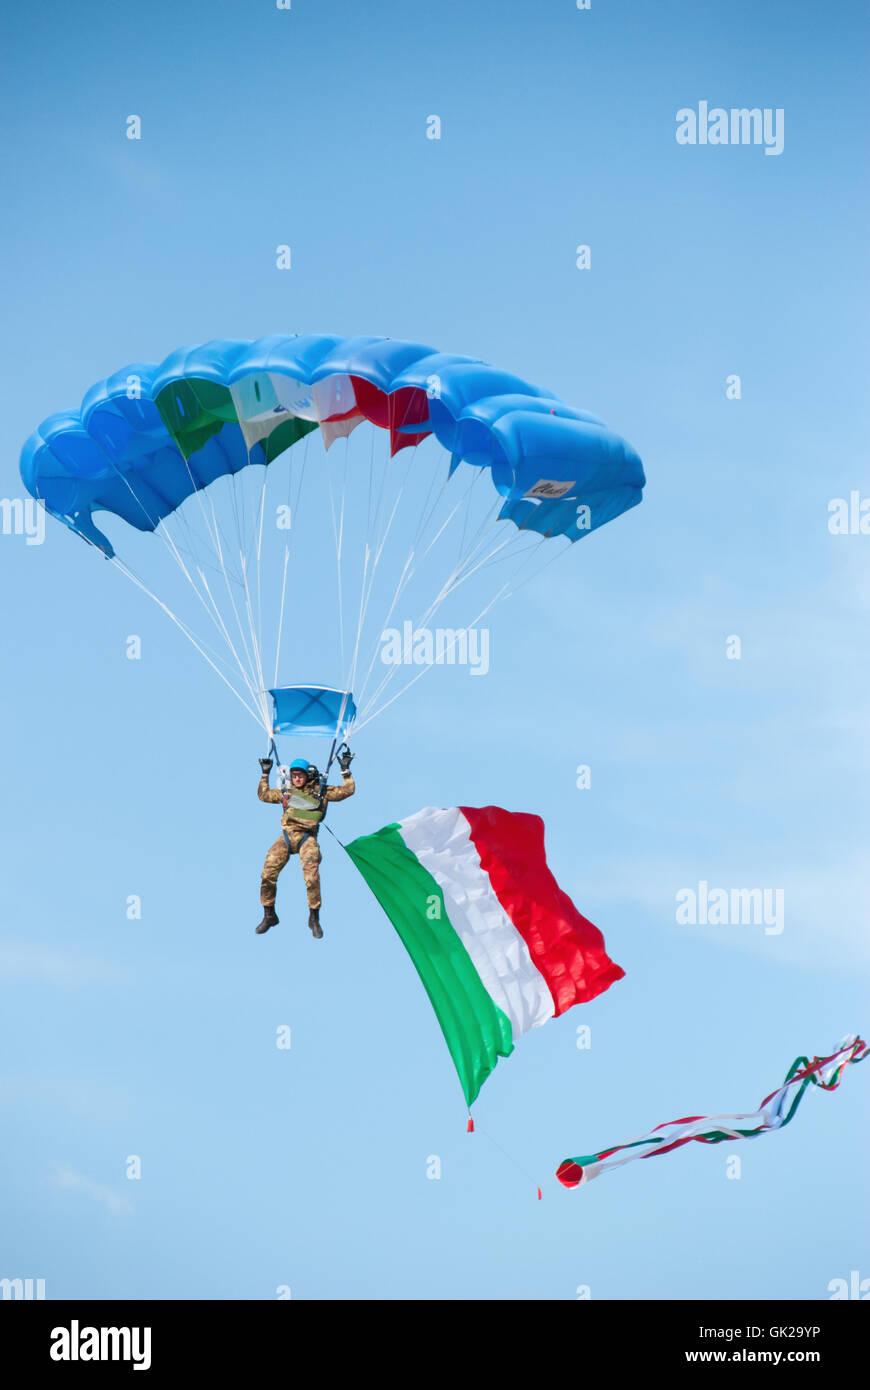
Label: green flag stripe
xmin=345 ymin=824 xmax=513 ymax=1106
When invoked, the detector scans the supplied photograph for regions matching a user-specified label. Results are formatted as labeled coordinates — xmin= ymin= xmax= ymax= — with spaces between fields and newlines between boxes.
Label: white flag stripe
xmin=398 ymin=806 xmax=555 ymax=1037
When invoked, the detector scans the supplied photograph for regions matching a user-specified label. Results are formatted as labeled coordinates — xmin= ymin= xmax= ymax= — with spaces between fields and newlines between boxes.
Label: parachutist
xmin=256 ymin=756 xmax=355 ymax=936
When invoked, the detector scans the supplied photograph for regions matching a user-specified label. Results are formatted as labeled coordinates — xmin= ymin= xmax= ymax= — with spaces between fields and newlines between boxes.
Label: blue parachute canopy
xmin=19 ymin=332 xmax=646 ymax=740
xmin=20 ymin=333 xmax=644 ymax=556
xmin=269 ymin=686 xmax=356 ymax=739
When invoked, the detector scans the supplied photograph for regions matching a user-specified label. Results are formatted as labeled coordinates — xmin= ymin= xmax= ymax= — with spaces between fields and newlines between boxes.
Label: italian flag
xmin=345 ymin=805 xmax=624 ymax=1106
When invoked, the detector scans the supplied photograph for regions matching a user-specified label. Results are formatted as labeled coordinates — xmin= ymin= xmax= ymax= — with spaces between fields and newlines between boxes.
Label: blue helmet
xmin=289 ymin=758 xmax=310 ymax=772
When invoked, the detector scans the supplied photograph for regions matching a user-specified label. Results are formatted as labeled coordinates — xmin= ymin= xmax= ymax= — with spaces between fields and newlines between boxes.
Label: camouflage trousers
xmin=260 ymin=829 xmax=322 ymax=910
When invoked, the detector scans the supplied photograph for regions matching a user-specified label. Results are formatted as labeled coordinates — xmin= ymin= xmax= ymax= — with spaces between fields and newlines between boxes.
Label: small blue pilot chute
xmin=269 ymin=686 xmax=356 ymax=739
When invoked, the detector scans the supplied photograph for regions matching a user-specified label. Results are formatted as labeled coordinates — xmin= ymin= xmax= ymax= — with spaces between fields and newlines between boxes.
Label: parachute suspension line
xmin=360 ymin=439 xmax=457 ymax=691
xmin=99 ymin=457 xmax=267 ymax=714
xmin=238 ymin=468 xmax=269 ymax=711
xmin=456 ymin=464 xmax=484 ymax=563
xmin=345 ymin=427 xmax=411 ymax=701
xmin=226 ymin=455 xmax=285 ymax=714
xmin=438 ymin=529 xmax=519 ymax=598
xmin=376 ymin=489 xmax=503 ymax=638
xmin=342 ymin=429 xmax=389 ymax=697
xmin=236 ymin=458 xmax=267 ymax=707
xmin=354 ymin=544 xmax=416 ymax=696
xmin=367 ymin=422 xmax=401 ymax=581
xmin=234 ymin=547 xmax=269 ymax=728
xmin=371 ymin=462 xmax=473 ymax=616
xmin=154 ymin=521 xmax=257 ymax=693
xmin=418 ymin=494 xmax=466 ymax=563
xmin=100 ymin=454 xmax=220 ymax=592
xmin=353 ymin=459 xmax=492 ymax=712
xmin=342 ymin=421 xmax=378 ymax=696
xmin=222 ymin=460 xmax=261 ymax=622
xmin=169 ymin=484 xmax=267 ymax=718
xmin=108 ymin=557 xmax=266 ymax=728
xmin=110 ymin=552 xmax=241 ymax=677
xmin=335 ymin=423 xmax=380 ymax=721
xmin=477 ymin=532 xmax=553 ymax=586
xmin=360 ymin=518 xmax=571 ymax=729
xmin=271 ymin=432 xmax=310 ymax=688
xmin=239 ymin=548 xmax=272 ymax=729
xmin=344 ymin=536 xmax=372 ymax=713
xmin=273 ymin=544 xmax=291 ymax=688
xmin=366 ymin=419 xmax=377 ymax=538
xmin=169 ymin=442 xmax=249 ymax=599
xmin=411 ymin=437 xmax=454 ymax=550
xmin=336 ymin=436 xmax=349 ymax=675
xmin=323 ymin=435 xmax=349 ymax=673
xmin=158 ymin=499 xmax=244 ymax=587
xmin=174 ymin=489 xmax=259 ymax=693
xmin=229 ymin=462 xmax=267 ymax=694
xmin=254 ymin=465 xmax=269 ymax=681
xmin=498 ymin=535 xmax=576 ymax=601
xmin=139 ymin=454 xmax=263 ymax=716
xmin=352 ymin=441 xmax=457 ymax=694
xmin=192 ymin=564 xmax=267 ymax=714
xmin=455 ymin=477 xmax=509 ymax=572
xmin=353 ymin=582 xmax=511 ymax=733
xmin=200 ymin=491 xmax=263 ymax=712
xmin=356 ymin=523 xmax=517 ymax=721
xmin=356 ymin=574 xmax=489 ymax=725
xmin=355 ymin=484 xmax=404 ymax=650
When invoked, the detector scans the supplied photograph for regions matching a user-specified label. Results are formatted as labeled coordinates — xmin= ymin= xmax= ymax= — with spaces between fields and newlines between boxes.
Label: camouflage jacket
xmin=258 ymin=770 xmax=355 ymax=832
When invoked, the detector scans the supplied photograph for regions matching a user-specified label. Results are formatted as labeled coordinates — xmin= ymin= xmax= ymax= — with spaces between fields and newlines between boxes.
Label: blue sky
xmin=1 ymin=0 xmax=868 ymax=1299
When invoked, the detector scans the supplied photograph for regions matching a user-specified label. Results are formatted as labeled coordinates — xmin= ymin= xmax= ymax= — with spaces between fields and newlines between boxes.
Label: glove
xmin=338 ymin=748 xmax=355 ymax=774
xmin=259 ymin=758 xmax=273 ymax=775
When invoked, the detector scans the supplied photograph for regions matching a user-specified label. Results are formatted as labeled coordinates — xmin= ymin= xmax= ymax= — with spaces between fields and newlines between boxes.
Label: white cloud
xmin=578 ymin=849 xmax=870 ymax=971
xmin=0 ymin=1077 xmax=131 ymax=1123
xmin=50 ymin=1165 xmax=133 ymax=1218
xmin=0 ymin=940 xmax=128 ymax=989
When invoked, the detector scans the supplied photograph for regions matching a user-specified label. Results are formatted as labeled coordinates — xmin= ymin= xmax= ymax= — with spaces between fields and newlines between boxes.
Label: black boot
xmin=256 ymin=905 xmax=279 ymax=935
xmin=308 ymin=907 xmax=323 ymax=939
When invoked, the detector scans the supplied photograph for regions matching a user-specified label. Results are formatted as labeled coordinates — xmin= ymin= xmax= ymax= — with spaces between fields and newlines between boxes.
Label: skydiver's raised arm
xmin=325 ymin=771 xmax=355 ymax=802
xmin=325 ymin=745 xmax=355 ymax=801
xmin=257 ymin=757 xmax=282 ymax=804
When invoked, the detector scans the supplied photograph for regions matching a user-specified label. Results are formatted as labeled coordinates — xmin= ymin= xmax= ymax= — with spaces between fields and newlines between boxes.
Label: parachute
xmin=20 ymin=334 xmax=644 ymax=744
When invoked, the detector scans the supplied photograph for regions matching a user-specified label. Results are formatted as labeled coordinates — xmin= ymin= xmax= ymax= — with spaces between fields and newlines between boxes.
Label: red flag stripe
xmin=459 ymin=805 xmax=624 ymax=1014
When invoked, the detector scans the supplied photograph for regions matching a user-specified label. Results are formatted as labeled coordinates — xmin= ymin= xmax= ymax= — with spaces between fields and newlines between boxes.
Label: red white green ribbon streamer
xmin=557 ymin=1035 xmax=867 ymax=1188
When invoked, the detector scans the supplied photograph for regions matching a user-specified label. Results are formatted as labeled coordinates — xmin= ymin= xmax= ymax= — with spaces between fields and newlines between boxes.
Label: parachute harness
xmin=266 ymin=734 xmax=351 ymax=852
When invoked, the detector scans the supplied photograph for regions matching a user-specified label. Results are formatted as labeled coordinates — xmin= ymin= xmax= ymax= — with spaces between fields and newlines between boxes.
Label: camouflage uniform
xmin=258 ymin=769 xmax=355 ymax=910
